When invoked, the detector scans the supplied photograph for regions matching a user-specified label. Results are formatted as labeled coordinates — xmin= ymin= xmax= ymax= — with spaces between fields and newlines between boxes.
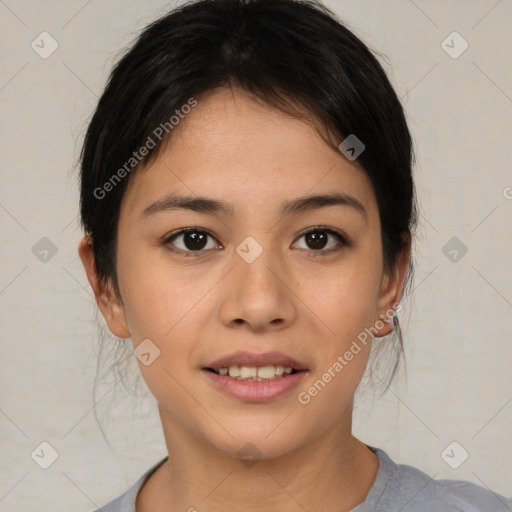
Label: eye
xmin=164 ymin=228 xmax=221 ymax=256
xmin=163 ymin=226 xmax=349 ymax=257
xmin=293 ymin=227 xmax=348 ymax=254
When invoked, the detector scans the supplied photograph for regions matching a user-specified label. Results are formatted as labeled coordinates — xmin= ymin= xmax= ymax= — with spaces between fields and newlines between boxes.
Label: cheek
xmin=294 ymin=262 xmax=381 ymax=422
xmin=115 ymin=245 xmax=217 ymax=391
xmin=115 ymin=240 xmax=198 ymax=337
xmin=307 ymin=252 xmax=383 ymax=349
xmin=115 ymin=252 xmax=208 ymax=408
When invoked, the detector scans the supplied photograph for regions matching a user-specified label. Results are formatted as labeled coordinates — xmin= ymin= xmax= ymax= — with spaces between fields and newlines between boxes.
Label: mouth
xmin=202 ymin=351 xmax=309 ymax=401
xmin=203 ymin=350 xmax=308 ymax=381
xmin=204 ymin=364 xmax=303 ymax=381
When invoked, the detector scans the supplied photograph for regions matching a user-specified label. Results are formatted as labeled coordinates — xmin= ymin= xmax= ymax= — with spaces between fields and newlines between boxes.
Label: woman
xmin=77 ymin=0 xmax=512 ymax=510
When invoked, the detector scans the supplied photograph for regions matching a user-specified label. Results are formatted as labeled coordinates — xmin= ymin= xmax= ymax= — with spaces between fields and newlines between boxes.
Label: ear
xmin=78 ymin=236 xmax=131 ymax=339
xmin=374 ymin=234 xmax=411 ymax=337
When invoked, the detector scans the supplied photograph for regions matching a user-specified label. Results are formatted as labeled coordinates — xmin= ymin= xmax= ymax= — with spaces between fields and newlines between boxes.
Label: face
xmin=80 ymin=87 xmax=408 ymax=461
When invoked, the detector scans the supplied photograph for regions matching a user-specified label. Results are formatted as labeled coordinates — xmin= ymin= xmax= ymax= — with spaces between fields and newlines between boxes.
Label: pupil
xmin=185 ymin=232 xmax=207 ymax=250
xmin=306 ymin=232 xmax=327 ymax=250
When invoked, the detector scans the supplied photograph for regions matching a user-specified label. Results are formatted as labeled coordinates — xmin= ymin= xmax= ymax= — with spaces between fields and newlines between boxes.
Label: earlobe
xmin=77 ymin=236 xmax=131 ymax=339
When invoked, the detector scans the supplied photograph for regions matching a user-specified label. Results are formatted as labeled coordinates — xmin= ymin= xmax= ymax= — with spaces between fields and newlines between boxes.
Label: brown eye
xmin=293 ymin=228 xmax=347 ymax=253
xmin=165 ymin=228 xmax=220 ymax=254
xmin=182 ymin=231 xmax=208 ymax=250
xmin=305 ymin=231 xmax=328 ymax=250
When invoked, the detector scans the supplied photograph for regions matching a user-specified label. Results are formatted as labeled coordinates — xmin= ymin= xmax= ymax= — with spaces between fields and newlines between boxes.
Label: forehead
xmin=120 ymin=87 xmax=378 ymax=221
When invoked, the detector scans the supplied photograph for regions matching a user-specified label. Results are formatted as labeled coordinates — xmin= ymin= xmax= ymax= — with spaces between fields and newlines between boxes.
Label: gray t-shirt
xmin=91 ymin=446 xmax=512 ymax=511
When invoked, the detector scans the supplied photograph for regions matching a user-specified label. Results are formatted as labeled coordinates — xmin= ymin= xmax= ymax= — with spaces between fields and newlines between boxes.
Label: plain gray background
xmin=1 ymin=0 xmax=511 ymax=510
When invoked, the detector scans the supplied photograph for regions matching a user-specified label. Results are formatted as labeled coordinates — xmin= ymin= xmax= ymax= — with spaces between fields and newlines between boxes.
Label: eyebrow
xmin=141 ymin=192 xmax=367 ymax=222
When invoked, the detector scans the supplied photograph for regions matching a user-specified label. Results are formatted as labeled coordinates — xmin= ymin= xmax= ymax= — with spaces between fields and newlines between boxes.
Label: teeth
xmin=256 ymin=365 xmax=277 ymax=379
xmin=240 ymin=366 xmax=257 ymax=378
xmin=228 ymin=365 xmax=240 ymax=377
xmin=216 ymin=365 xmax=294 ymax=380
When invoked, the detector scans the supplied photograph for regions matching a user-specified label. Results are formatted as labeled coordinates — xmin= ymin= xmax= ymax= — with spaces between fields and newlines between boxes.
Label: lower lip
xmin=202 ymin=369 xmax=308 ymax=402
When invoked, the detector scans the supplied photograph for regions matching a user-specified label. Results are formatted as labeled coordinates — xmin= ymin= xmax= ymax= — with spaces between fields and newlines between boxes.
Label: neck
xmin=136 ymin=406 xmax=379 ymax=512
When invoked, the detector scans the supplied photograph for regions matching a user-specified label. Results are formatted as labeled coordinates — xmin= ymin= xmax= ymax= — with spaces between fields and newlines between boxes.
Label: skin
xmin=79 ymin=86 xmax=410 ymax=511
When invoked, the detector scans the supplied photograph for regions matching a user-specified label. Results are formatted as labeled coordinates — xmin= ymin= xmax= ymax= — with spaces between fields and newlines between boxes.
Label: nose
xmin=217 ymin=244 xmax=298 ymax=333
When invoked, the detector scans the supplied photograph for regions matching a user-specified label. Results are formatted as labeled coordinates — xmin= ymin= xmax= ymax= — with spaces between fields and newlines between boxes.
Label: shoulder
xmin=88 ymin=457 xmax=168 ymax=512
xmin=367 ymin=447 xmax=512 ymax=512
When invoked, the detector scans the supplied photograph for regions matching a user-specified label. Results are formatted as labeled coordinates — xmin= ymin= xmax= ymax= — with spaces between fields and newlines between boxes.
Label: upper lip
xmin=204 ymin=351 xmax=308 ymax=371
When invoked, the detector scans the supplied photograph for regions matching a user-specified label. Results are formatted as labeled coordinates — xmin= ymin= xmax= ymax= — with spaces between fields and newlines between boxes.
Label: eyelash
xmin=162 ymin=226 xmax=350 ymax=258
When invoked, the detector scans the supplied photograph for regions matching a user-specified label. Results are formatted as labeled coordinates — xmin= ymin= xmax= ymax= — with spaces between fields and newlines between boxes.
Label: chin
xmin=204 ymin=422 xmax=310 ymax=463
